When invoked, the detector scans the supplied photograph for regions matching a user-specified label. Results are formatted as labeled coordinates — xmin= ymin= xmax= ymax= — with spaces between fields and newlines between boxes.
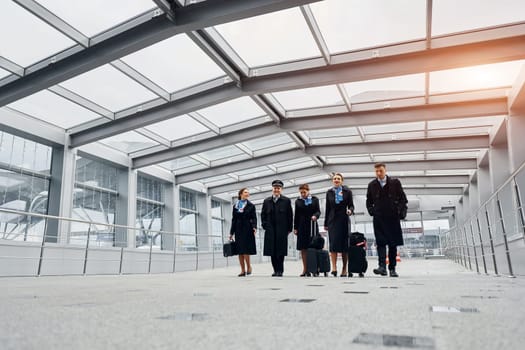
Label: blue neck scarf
xmin=236 ymin=200 xmax=247 ymax=212
xmin=302 ymin=195 xmax=312 ymax=206
xmin=334 ymin=186 xmax=343 ymax=204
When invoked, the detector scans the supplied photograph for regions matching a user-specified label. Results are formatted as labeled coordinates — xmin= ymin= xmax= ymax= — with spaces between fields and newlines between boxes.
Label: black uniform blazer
xmin=366 ymin=176 xmax=408 ymax=219
xmin=324 ymin=185 xmax=354 ymax=227
xmin=294 ymin=196 xmax=321 ymax=231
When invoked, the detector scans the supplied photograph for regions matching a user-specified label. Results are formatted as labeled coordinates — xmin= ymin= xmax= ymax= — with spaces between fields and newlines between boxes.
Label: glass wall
xmin=211 ymin=199 xmax=225 ymax=251
xmin=71 ymin=156 xmax=118 ymax=246
xmin=136 ymin=174 xmax=165 ymax=249
xmin=179 ymin=189 xmax=198 ymax=251
xmin=0 ymin=131 xmax=52 ymax=242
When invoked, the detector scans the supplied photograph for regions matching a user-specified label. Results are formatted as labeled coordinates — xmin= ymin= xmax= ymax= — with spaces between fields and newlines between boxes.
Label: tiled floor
xmin=1 ymin=258 xmax=524 ymax=349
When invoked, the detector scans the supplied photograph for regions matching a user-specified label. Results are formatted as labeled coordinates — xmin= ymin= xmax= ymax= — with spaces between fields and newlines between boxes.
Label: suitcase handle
xmin=310 ymin=219 xmax=318 ymax=238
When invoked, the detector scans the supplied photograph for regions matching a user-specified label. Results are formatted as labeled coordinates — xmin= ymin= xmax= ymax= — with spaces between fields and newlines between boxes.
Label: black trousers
xmin=271 ymin=255 xmax=285 ymax=273
xmin=377 ymin=244 xmax=397 ymax=269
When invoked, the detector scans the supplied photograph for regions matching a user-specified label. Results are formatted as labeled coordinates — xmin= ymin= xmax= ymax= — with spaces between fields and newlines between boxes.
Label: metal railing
xmin=0 ymin=207 xmax=276 ymax=277
xmin=441 ymin=161 xmax=525 ymax=278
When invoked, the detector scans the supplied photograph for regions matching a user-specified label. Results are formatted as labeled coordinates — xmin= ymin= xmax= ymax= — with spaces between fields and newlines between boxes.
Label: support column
xmin=489 ymin=119 xmax=511 ymax=192
xmin=163 ymin=180 xmax=178 ymax=251
xmin=478 ymin=150 xmax=491 ymax=204
xmin=469 ymin=173 xmax=480 ymax=214
xmin=115 ymin=167 xmax=135 ymax=248
xmin=46 ymin=144 xmax=77 ymax=244
xmin=196 ymin=193 xmax=211 ymax=252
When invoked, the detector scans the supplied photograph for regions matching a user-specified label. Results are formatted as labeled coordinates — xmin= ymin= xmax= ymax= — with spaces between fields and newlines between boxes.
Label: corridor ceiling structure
xmin=1 ymin=0 xmax=525 ymax=215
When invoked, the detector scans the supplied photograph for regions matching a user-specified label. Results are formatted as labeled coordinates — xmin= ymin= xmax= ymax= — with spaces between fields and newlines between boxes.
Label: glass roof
xmin=271 ymin=85 xmax=343 ymax=110
xmin=100 ymin=131 xmax=159 ymax=154
xmin=8 ymin=90 xmax=102 ymax=129
xmin=215 ymin=7 xmax=321 ymax=67
xmin=35 ymin=0 xmax=155 ymax=37
xmin=310 ymin=0 xmax=426 ymax=54
xmin=0 ymin=68 xmax=10 ymax=80
xmin=430 ymin=60 xmax=525 ymax=94
xmin=145 ymin=115 xmax=210 ymax=141
xmin=121 ymin=34 xmax=225 ymax=93
xmin=59 ymin=64 xmax=158 ymax=112
xmin=344 ymin=74 xmax=425 ymax=104
xmin=196 ymin=97 xmax=266 ymax=127
xmin=432 ymin=0 xmax=525 ymax=36
xmin=0 ymin=1 xmax=75 ymax=67
xmin=1 ymin=0 xmax=523 ymax=199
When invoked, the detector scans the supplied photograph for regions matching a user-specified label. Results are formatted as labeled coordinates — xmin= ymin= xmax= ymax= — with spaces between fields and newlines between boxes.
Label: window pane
xmin=196 ymin=97 xmax=265 ymax=127
xmin=122 ymin=34 xmax=225 ymax=93
xmin=344 ymin=74 xmax=425 ymax=104
xmin=0 ymin=131 xmax=52 ymax=174
xmin=145 ymin=115 xmax=210 ymax=141
xmin=432 ymin=0 xmax=525 ymax=36
xmin=60 ymin=64 xmax=158 ymax=112
xmin=311 ymin=0 xmax=426 ymax=53
xmin=180 ymin=190 xmax=197 ymax=211
xmin=0 ymin=1 xmax=75 ymax=66
xmin=215 ymin=7 xmax=320 ymax=67
xmin=137 ymin=175 xmax=163 ymax=202
xmin=99 ymin=131 xmax=159 ymax=154
xmin=135 ymin=201 xmax=164 ymax=249
xmin=430 ymin=60 xmax=525 ymax=94
xmin=0 ymin=169 xmax=49 ymax=242
xmin=272 ymin=85 xmax=343 ymax=110
xmin=71 ymin=188 xmax=116 ymax=246
xmin=75 ymin=156 xmax=118 ymax=191
xmin=35 ymin=0 xmax=155 ymax=37
xmin=8 ymin=90 xmax=103 ymax=129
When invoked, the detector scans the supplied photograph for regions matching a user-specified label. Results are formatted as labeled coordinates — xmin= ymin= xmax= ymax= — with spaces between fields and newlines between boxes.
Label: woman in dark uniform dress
xmin=293 ymin=184 xmax=321 ymax=277
xmin=324 ymin=173 xmax=354 ymax=277
xmin=229 ymin=188 xmax=257 ymax=277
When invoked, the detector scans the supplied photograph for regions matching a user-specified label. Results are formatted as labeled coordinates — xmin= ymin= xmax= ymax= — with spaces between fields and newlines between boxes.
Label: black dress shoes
xmin=272 ymin=272 xmax=277 ymax=277
xmin=389 ymin=269 xmax=399 ymax=277
xmin=373 ymin=266 xmax=388 ymax=276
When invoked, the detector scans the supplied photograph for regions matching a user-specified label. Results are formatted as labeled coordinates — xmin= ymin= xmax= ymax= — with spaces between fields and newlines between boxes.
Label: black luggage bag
xmin=306 ymin=220 xmax=329 ymax=276
xmin=223 ymin=240 xmax=238 ymax=257
xmin=347 ymin=232 xmax=368 ymax=276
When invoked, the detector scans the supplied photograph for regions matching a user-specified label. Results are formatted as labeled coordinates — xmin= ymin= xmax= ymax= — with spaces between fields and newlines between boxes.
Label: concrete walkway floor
xmin=1 ymin=258 xmax=524 ymax=350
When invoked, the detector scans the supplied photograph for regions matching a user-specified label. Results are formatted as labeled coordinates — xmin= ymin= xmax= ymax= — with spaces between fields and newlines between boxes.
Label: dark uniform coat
xmin=325 ymin=186 xmax=354 ymax=253
xmin=230 ymin=200 xmax=257 ymax=255
xmin=262 ymin=196 xmax=293 ymax=257
xmin=366 ymin=176 xmax=408 ymax=246
xmin=294 ymin=196 xmax=321 ymax=250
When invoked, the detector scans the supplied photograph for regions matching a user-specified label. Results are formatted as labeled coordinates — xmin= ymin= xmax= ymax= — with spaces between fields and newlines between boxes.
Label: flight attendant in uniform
xmin=262 ymin=180 xmax=293 ymax=277
xmin=324 ymin=173 xmax=354 ymax=277
xmin=294 ymin=184 xmax=321 ymax=276
xmin=229 ymin=188 xmax=257 ymax=277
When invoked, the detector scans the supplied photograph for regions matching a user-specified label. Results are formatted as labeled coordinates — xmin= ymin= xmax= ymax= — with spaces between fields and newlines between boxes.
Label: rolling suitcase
xmin=306 ymin=220 xmax=329 ymax=277
xmin=348 ymin=232 xmax=368 ymax=277
xmin=317 ymin=249 xmax=330 ymax=276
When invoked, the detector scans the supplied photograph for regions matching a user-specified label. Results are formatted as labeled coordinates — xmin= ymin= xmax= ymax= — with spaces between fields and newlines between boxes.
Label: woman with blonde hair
xmin=324 ymin=173 xmax=354 ymax=277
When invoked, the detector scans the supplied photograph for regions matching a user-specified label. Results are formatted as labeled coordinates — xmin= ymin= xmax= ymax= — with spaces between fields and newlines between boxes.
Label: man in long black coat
xmin=366 ymin=163 xmax=408 ymax=277
xmin=262 ymin=180 xmax=293 ymax=277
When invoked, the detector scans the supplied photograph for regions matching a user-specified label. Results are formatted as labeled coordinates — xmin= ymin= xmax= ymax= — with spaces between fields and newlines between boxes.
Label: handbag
xmin=223 ymin=240 xmax=238 ymax=257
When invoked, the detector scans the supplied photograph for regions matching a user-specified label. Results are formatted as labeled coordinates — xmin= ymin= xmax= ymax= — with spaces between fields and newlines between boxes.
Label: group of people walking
xmin=229 ymin=163 xmax=408 ymax=278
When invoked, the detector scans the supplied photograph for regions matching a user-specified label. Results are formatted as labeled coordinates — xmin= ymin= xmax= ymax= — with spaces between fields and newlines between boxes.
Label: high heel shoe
xmin=238 ymin=272 xmax=246 ymax=277
xmin=331 ymin=271 xmax=337 ymax=277
xmin=247 ymin=268 xmax=252 ymax=276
